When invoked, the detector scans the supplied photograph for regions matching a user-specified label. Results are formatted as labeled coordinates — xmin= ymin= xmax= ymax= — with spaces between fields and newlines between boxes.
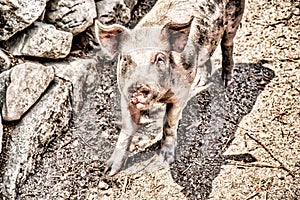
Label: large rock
xmin=1 ymin=78 xmax=72 ymax=199
xmin=46 ymin=0 xmax=97 ymax=35
xmin=0 ymin=0 xmax=47 ymax=41
xmin=0 ymin=70 xmax=10 ymax=153
xmin=0 ymin=70 xmax=10 ymax=110
xmin=0 ymin=116 xmax=2 ymax=153
xmin=7 ymin=22 xmax=73 ymax=59
xmin=50 ymin=58 xmax=98 ymax=115
xmin=96 ymin=0 xmax=132 ymax=25
xmin=2 ymin=62 xmax=55 ymax=121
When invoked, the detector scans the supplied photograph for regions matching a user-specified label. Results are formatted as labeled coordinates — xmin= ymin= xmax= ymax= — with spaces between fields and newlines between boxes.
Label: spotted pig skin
xmin=95 ymin=0 xmax=245 ymax=175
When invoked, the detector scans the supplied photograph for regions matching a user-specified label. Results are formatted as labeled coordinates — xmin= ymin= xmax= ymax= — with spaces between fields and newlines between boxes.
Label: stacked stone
xmin=0 ymin=0 xmax=138 ymax=198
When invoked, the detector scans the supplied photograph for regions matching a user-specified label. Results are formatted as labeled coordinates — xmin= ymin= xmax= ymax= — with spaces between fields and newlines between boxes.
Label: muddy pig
xmin=95 ymin=0 xmax=245 ymax=175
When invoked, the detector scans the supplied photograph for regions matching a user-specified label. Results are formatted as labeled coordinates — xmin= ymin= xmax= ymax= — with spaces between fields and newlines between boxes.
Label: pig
xmin=94 ymin=0 xmax=245 ymax=175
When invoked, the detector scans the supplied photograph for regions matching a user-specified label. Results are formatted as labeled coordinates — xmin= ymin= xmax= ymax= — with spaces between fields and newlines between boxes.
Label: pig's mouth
xmin=129 ymin=84 xmax=157 ymax=111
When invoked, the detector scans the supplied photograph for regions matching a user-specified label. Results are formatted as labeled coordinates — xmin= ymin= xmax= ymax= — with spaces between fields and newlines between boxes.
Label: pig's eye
xmin=154 ymin=53 xmax=166 ymax=65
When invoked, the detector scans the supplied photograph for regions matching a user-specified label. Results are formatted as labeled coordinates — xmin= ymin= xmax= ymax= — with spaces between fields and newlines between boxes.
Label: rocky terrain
xmin=0 ymin=0 xmax=299 ymax=199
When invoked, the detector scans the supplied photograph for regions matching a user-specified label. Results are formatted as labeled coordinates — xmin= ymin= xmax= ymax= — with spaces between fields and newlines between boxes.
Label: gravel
xmin=1 ymin=0 xmax=299 ymax=199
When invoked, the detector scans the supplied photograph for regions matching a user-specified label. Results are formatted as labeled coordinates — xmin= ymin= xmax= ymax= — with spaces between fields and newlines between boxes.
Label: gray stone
xmin=0 ymin=49 xmax=11 ymax=71
xmin=46 ymin=0 xmax=97 ymax=35
xmin=1 ymin=78 xmax=72 ymax=199
xmin=0 ymin=115 xmax=2 ymax=153
xmin=0 ymin=70 xmax=10 ymax=110
xmin=124 ymin=0 xmax=138 ymax=10
xmin=0 ymin=70 xmax=10 ymax=153
xmin=0 ymin=0 xmax=47 ymax=41
xmin=2 ymin=62 xmax=55 ymax=121
xmin=7 ymin=22 xmax=73 ymax=59
xmin=96 ymin=0 xmax=131 ymax=25
xmin=50 ymin=58 xmax=98 ymax=115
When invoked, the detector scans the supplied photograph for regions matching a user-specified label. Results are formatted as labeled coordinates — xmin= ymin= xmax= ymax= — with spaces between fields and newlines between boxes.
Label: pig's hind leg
xmin=221 ymin=0 xmax=245 ymax=86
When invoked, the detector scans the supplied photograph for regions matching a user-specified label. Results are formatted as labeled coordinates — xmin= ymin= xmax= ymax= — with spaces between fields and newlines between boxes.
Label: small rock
xmin=98 ymin=181 xmax=109 ymax=190
xmin=2 ymin=62 xmax=55 ymax=121
xmin=7 ymin=22 xmax=73 ymax=59
xmin=124 ymin=0 xmax=138 ymax=10
xmin=0 ymin=0 xmax=47 ymax=41
xmin=91 ymin=155 xmax=99 ymax=161
xmin=80 ymin=170 xmax=87 ymax=177
xmin=0 ymin=49 xmax=11 ymax=71
xmin=73 ymin=140 xmax=79 ymax=147
xmin=46 ymin=0 xmax=97 ymax=35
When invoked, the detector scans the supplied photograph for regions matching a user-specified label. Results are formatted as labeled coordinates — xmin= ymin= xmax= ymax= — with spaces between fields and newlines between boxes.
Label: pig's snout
xmin=128 ymin=84 xmax=157 ymax=110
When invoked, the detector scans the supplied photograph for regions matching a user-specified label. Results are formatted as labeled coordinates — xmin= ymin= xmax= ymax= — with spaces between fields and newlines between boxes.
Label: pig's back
xmin=135 ymin=0 xmax=226 ymax=29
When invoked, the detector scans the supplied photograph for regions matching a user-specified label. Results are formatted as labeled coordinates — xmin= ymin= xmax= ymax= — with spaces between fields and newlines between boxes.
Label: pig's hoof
xmin=224 ymin=78 xmax=233 ymax=87
xmin=104 ymin=158 xmax=122 ymax=176
xmin=222 ymin=70 xmax=233 ymax=87
xmin=104 ymin=162 xmax=120 ymax=176
xmin=108 ymin=168 xmax=119 ymax=176
xmin=104 ymin=167 xmax=119 ymax=176
xmin=159 ymin=147 xmax=175 ymax=164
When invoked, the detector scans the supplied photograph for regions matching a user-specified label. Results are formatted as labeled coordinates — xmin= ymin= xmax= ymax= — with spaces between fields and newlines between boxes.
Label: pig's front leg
xmin=160 ymin=103 xmax=182 ymax=164
xmin=106 ymin=96 xmax=140 ymax=176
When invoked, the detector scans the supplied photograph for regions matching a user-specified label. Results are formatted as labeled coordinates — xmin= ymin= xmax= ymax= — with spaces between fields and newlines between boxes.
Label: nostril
xmin=141 ymin=90 xmax=150 ymax=96
xmin=128 ymin=84 xmax=153 ymax=97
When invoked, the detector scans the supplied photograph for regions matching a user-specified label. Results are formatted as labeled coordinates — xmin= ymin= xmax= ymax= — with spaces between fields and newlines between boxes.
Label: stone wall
xmin=0 ymin=0 xmax=139 ymax=198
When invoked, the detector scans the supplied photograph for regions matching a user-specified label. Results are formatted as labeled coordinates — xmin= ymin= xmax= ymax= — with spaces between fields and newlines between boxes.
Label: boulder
xmin=96 ymin=0 xmax=132 ymax=25
xmin=0 ymin=116 xmax=2 ymax=153
xmin=7 ymin=22 xmax=73 ymax=59
xmin=0 ymin=70 xmax=10 ymax=153
xmin=45 ymin=0 xmax=97 ymax=35
xmin=2 ymin=62 xmax=55 ymax=121
xmin=0 ymin=0 xmax=47 ymax=41
xmin=0 ymin=70 xmax=10 ymax=110
xmin=1 ymin=78 xmax=72 ymax=199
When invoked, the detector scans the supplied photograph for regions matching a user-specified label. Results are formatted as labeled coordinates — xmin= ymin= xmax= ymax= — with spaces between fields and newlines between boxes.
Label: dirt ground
xmin=2 ymin=0 xmax=299 ymax=199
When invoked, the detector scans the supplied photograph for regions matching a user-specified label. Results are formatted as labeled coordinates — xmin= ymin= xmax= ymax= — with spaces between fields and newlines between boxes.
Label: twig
xmin=278 ymin=58 xmax=300 ymax=64
xmin=245 ymin=132 xmax=295 ymax=177
xmin=122 ymin=176 xmax=128 ymax=192
xmin=287 ymin=186 xmax=296 ymax=199
xmin=246 ymin=191 xmax=260 ymax=200
xmin=262 ymin=1 xmax=300 ymax=27
xmin=76 ymin=133 xmax=92 ymax=148
xmin=264 ymin=12 xmax=294 ymax=26
xmin=57 ymin=138 xmax=76 ymax=150
xmin=227 ymin=160 xmax=281 ymax=169
xmin=124 ymin=155 xmax=158 ymax=176
xmin=182 ymin=164 xmax=192 ymax=174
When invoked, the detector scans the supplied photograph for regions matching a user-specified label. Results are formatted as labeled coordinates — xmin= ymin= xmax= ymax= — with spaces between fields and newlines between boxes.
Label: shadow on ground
xmin=4 ymin=61 xmax=274 ymax=199
xmin=123 ymin=61 xmax=275 ymax=199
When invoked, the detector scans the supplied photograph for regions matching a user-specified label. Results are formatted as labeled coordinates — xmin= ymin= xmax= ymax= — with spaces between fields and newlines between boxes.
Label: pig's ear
xmin=94 ymin=20 xmax=129 ymax=57
xmin=161 ymin=19 xmax=192 ymax=52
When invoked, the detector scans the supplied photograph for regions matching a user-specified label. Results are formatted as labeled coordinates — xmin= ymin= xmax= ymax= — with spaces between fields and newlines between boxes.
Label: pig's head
xmin=94 ymin=20 xmax=196 ymax=115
